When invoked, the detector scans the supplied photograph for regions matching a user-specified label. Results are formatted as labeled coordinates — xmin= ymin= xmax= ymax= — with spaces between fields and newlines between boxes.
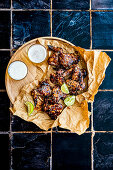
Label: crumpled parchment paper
xmin=10 ymin=37 xmax=111 ymax=135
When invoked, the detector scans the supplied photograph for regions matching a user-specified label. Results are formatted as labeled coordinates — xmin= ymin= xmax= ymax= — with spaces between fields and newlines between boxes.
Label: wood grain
xmin=5 ymin=37 xmax=75 ymax=104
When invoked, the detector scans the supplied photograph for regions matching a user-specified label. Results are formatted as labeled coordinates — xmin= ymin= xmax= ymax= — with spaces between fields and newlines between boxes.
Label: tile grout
xmin=50 ymin=0 xmax=52 ymax=37
xmin=1 ymin=8 xmax=113 ymax=12
xmin=90 ymin=1 xmax=92 ymax=49
xmin=90 ymin=1 xmax=94 ymax=169
xmin=0 ymin=130 xmax=113 ymax=134
xmin=50 ymin=129 xmax=52 ymax=170
xmin=9 ymin=1 xmax=13 ymax=170
xmin=91 ymin=102 xmax=94 ymax=170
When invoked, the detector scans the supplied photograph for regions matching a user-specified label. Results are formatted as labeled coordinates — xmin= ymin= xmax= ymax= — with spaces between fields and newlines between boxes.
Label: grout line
xmin=1 ymin=8 xmax=113 ymax=12
xmin=12 ymin=131 xmax=51 ymax=133
xmin=3 ymin=130 xmax=113 ymax=133
xmin=10 ymin=2 xmax=13 ymax=51
xmin=91 ymin=102 xmax=94 ymax=170
xmin=98 ymin=89 xmax=113 ymax=91
xmin=90 ymin=0 xmax=92 ymax=49
xmin=91 ymin=102 xmax=94 ymax=132
xmin=50 ymin=0 xmax=52 ymax=37
xmin=0 ymin=8 xmax=11 ymax=11
xmin=50 ymin=129 xmax=52 ymax=170
xmin=95 ymin=131 xmax=113 ymax=133
xmin=90 ymin=0 xmax=94 ymax=168
xmin=91 ymin=132 xmax=94 ymax=170
xmin=0 ymin=89 xmax=6 ymax=92
xmin=0 ymin=132 xmax=9 ymax=134
xmin=0 ymin=49 xmax=11 ymax=51
xmin=91 ymin=9 xmax=113 ymax=12
xmin=12 ymin=9 xmax=51 ymax=11
xmin=9 ymin=1 xmax=13 ymax=170
xmin=91 ymin=49 xmax=113 ymax=51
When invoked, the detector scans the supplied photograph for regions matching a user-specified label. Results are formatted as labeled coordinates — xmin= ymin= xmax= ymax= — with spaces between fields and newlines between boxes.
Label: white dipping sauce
xmin=8 ymin=61 xmax=28 ymax=80
xmin=28 ymin=44 xmax=47 ymax=63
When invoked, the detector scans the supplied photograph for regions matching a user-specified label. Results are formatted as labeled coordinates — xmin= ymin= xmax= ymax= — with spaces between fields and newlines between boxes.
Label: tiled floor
xmin=0 ymin=0 xmax=113 ymax=169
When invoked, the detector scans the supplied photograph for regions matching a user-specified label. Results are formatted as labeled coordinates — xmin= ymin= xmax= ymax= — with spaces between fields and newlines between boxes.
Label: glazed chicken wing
xmin=72 ymin=65 xmax=81 ymax=81
xmin=52 ymin=86 xmax=66 ymax=103
xmin=50 ymin=68 xmax=74 ymax=85
xmin=38 ymin=81 xmax=52 ymax=97
xmin=31 ymin=89 xmax=44 ymax=111
xmin=43 ymin=102 xmax=64 ymax=120
xmin=48 ymin=45 xmax=63 ymax=53
xmin=48 ymin=52 xmax=59 ymax=68
xmin=66 ymin=77 xmax=85 ymax=95
xmin=59 ymin=53 xmax=80 ymax=69
xmin=48 ymin=46 xmax=80 ymax=69
xmin=50 ymin=69 xmax=65 ymax=86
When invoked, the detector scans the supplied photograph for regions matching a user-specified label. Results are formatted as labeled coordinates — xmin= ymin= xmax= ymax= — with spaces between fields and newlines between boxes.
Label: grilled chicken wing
xmin=50 ymin=68 xmax=74 ymax=85
xmin=48 ymin=46 xmax=80 ymax=69
xmin=66 ymin=77 xmax=85 ymax=94
xmin=52 ymin=86 xmax=66 ymax=103
xmin=31 ymin=89 xmax=44 ymax=111
xmin=72 ymin=65 xmax=81 ymax=81
xmin=43 ymin=102 xmax=64 ymax=120
xmin=38 ymin=81 xmax=52 ymax=97
xmin=50 ymin=69 xmax=65 ymax=86
xmin=59 ymin=53 xmax=80 ymax=69
xmin=48 ymin=45 xmax=63 ymax=53
xmin=48 ymin=52 xmax=59 ymax=67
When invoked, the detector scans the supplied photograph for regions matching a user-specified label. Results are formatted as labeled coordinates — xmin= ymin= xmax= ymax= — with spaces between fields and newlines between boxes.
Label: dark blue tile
xmin=92 ymin=12 xmax=113 ymax=49
xmin=12 ymin=133 xmax=51 ymax=170
xmin=0 ymin=92 xmax=10 ymax=131
xmin=93 ymin=91 xmax=113 ymax=131
xmin=0 ymin=12 xmax=10 ymax=49
xmin=52 ymin=133 xmax=91 ymax=170
xmin=13 ymin=0 xmax=50 ymax=9
xmin=0 ymin=0 xmax=10 ymax=8
xmin=0 ymin=51 xmax=10 ymax=89
xmin=92 ymin=0 xmax=113 ymax=10
xmin=94 ymin=133 xmax=113 ymax=170
xmin=52 ymin=11 xmax=90 ymax=49
xmin=0 ymin=135 xmax=9 ymax=170
xmin=99 ymin=51 xmax=113 ymax=89
xmin=13 ymin=11 xmax=50 ymax=49
xmin=53 ymin=0 xmax=89 ymax=10
xmin=12 ymin=115 xmax=44 ymax=131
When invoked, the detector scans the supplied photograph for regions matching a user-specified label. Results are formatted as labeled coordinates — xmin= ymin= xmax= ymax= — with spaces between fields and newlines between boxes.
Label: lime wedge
xmin=64 ymin=96 xmax=75 ymax=106
xmin=25 ymin=102 xmax=34 ymax=116
xmin=61 ymin=83 xmax=69 ymax=94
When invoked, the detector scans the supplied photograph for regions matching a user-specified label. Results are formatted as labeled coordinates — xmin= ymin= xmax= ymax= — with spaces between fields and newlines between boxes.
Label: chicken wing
xmin=59 ymin=53 xmax=80 ymax=69
xmin=52 ymin=86 xmax=66 ymax=103
xmin=43 ymin=102 xmax=64 ymax=120
xmin=38 ymin=81 xmax=52 ymax=97
xmin=31 ymin=89 xmax=44 ymax=111
xmin=48 ymin=52 xmax=59 ymax=68
xmin=48 ymin=45 xmax=63 ymax=53
xmin=50 ymin=69 xmax=65 ymax=86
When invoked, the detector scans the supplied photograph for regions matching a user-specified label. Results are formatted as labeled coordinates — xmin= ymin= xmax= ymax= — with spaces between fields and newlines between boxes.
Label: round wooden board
xmin=5 ymin=37 xmax=75 ymax=104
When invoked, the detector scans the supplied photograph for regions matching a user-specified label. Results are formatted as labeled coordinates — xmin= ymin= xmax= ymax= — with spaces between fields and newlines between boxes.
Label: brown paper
xmin=11 ymin=37 xmax=111 ymax=135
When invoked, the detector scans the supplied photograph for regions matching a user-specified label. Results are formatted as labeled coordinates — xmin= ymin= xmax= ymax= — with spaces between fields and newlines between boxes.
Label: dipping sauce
xmin=8 ymin=61 xmax=28 ymax=80
xmin=28 ymin=44 xmax=47 ymax=63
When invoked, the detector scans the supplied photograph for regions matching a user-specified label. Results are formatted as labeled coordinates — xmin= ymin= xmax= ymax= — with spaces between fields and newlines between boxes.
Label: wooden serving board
xmin=5 ymin=37 xmax=75 ymax=104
